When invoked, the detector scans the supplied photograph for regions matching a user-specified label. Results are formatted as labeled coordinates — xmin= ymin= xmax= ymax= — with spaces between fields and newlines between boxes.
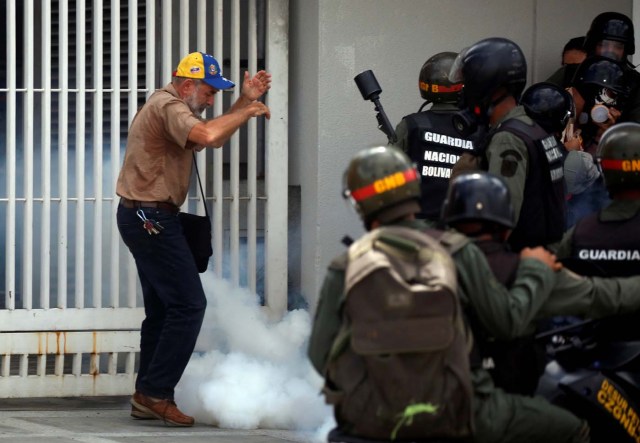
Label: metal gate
xmin=0 ymin=0 xmax=288 ymax=398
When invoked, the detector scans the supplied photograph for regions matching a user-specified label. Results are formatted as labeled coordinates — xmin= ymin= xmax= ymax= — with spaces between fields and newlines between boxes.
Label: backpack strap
xmin=425 ymin=228 xmax=482 ymax=368
xmin=429 ymin=228 xmax=470 ymax=255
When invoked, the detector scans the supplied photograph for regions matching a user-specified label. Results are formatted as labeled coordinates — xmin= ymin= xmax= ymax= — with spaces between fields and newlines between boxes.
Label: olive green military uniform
xmin=309 ymin=219 xmax=640 ymax=443
xmin=484 ymin=106 xmax=533 ymax=223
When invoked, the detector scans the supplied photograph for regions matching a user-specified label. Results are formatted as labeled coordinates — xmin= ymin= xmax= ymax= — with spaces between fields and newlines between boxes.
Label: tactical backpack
xmin=323 ymin=226 xmax=474 ymax=441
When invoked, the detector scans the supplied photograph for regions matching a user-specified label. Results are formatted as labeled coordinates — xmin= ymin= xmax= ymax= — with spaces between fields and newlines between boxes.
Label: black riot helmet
xmin=584 ymin=12 xmax=635 ymax=56
xmin=449 ymin=38 xmax=527 ymax=136
xmin=597 ymin=122 xmax=640 ymax=192
xmin=520 ymin=82 xmax=575 ymax=134
xmin=419 ymin=52 xmax=462 ymax=104
xmin=573 ymin=55 xmax=630 ymax=109
xmin=343 ymin=146 xmax=421 ymax=228
xmin=441 ymin=171 xmax=515 ymax=229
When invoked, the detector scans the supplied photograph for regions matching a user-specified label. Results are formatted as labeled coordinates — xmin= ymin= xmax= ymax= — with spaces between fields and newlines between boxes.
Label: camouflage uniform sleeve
xmin=307 ymin=256 xmax=347 ymax=375
xmin=537 ymin=269 xmax=640 ymax=319
xmin=453 ymin=242 xmax=556 ymax=340
xmin=486 ymin=131 xmax=529 ymax=223
xmin=390 ymin=119 xmax=409 ymax=154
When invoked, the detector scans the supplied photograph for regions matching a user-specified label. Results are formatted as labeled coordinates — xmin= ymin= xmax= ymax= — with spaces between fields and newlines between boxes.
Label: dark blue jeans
xmin=117 ymin=204 xmax=207 ymax=400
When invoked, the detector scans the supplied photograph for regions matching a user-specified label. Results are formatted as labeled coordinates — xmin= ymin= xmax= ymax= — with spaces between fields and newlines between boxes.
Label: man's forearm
xmin=189 ymin=110 xmax=251 ymax=148
xmin=227 ymin=94 xmax=254 ymax=114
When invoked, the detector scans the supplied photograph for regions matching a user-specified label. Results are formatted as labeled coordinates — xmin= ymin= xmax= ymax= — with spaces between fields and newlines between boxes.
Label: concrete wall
xmin=289 ymin=0 xmax=633 ymax=311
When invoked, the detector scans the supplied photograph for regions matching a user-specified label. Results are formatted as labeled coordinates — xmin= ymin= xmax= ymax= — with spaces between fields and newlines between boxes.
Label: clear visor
xmin=448 ymin=47 xmax=469 ymax=84
xmin=595 ymin=39 xmax=626 ymax=61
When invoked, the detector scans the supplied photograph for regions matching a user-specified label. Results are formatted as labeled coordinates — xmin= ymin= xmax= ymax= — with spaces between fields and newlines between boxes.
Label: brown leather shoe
xmin=130 ymin=404 xmax=156 ymax=420
xmin=131 ymin=391 xmax=195 ymax=427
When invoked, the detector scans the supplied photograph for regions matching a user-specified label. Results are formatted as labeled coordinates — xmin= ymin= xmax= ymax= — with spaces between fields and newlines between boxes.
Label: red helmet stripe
xmin=435 ymin=83 xmax=463 ymax=93
xmin=351 ymin=168 xmax=419 ymax=202
xmin=600 ymin=159 xmax=624 ymax=170
xmin=600 ymin=158 xmax=640 ymax=171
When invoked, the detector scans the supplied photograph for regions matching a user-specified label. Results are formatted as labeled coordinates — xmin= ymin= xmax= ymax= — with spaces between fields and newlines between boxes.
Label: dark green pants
xmin=473 ymin=388 xmax=589 ymax=443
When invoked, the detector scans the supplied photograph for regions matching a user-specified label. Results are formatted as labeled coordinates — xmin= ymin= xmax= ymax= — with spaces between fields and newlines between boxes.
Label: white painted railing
xmin=0 ymin=0 xmax=288 ymax=398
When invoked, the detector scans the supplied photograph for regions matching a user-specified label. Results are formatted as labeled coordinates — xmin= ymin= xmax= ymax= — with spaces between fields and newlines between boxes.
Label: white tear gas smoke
xmin=175 ymin=273 xmax=335 ymax=442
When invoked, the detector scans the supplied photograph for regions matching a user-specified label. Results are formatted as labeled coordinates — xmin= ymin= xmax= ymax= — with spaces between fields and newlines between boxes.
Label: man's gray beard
xmin=185 ymin=93 xmax=206 ymax=115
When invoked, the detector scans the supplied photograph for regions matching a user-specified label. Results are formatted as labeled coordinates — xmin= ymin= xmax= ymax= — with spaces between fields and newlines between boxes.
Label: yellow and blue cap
xmin=173 ymin=52 xmax=235 ymax=90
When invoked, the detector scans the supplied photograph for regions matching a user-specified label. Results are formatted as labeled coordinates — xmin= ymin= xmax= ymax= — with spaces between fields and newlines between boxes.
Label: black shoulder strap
xmin=496 ymin=118 xmax=545 ymax=150
xmin=191 ymin=152 xmax=210 ymax=219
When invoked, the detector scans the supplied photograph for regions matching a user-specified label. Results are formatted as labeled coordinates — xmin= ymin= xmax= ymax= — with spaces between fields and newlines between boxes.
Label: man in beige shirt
xmin=116 ymin=51 xmax=270 ymax=426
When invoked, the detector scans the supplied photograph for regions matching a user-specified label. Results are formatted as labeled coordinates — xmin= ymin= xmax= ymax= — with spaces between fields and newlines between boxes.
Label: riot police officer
xmin=584 ymin=12 xmax=635 ymax=60
xmin=565 ymin=12 xmax=640 ymax=124
xmin=520 ymin=81 xmax=602 ymax=228
xmin=521 ymin=82 xmax=577 ymax=137
xmin=449 ymin=37 xmax=565 ymax=251
xmin=572 ymin=55 xmax=631 ymax=146
xmin=310 ymin=146 xmax=595 ymax=443
xmin=441 ymin=170 xmax=640 ymax=399
xmin=391 ymin=52 xmax=475 ymax=221
xmin=555 ymin=122 xmax=640 ymax=277
xmin=562 ymin=56 xmax=634 ymax=227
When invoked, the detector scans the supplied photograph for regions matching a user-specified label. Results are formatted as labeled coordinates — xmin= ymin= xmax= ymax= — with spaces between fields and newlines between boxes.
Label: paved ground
xmin=0 ymin=397 xmax=317 ymax=443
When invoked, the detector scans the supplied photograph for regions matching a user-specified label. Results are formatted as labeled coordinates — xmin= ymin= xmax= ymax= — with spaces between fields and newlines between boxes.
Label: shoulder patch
xmin=499 ymin=149 xmax=524 ymax=177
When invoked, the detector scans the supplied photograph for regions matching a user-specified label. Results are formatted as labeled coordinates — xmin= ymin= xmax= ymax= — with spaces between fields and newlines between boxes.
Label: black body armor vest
xmin=492 ymin=119 xmax=566 ymax=251
xmin=471 ymin=239 xmax=546 ymax=396
xmin=404 ymin=111 xmax=475 ymax=220
xmin=567 ymin=205 xmax=640 ymax=341
xmin=570 ymin=206 xmax=640 ymax=278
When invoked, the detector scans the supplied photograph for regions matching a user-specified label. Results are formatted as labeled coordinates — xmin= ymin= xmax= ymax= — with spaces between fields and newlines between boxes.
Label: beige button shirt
xmin=116 ymin=84 xmax=202 ymax=206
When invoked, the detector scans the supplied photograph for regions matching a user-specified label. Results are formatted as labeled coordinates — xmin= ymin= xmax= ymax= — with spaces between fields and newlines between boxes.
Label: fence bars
xmin=0 ymin=0 xmax=289 ymax=398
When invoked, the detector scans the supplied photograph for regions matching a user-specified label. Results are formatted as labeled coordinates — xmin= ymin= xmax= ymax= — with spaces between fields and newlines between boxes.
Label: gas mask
xmin=574 ymin=56 xmax=629 ymax=124
xmin=452 ymin=107 xmax=483 ymax=138
xmin=579 ymin=86 xmax=623 ymax=124
xmin=452 ymin=93 xmax=493 ymax=141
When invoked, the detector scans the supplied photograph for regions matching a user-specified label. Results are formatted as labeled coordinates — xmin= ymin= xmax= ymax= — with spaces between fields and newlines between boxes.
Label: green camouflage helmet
xmin=597 ymin=122 xmax=640 ymax=191
xmin=343 ymin=146 xmax=421 ymax=223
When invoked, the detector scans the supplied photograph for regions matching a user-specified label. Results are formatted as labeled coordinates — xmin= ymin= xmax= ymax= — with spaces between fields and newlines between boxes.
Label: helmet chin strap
xmin=418 ymin=100 xmax=432 ymax=112
xmin=487 ymin=91 xmax=510 ymax=116
xmin=491 ymin=91 xmax=510 ymax=108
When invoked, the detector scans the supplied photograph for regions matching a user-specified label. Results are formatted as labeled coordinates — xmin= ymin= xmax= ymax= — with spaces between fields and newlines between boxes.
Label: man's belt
xmin=119 ymin=197 xmax=179 ymax=214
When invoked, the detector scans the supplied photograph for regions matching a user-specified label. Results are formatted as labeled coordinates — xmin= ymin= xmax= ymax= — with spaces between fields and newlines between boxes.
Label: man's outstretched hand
xmin=241 ymin=70 xmax=272 ymax=101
